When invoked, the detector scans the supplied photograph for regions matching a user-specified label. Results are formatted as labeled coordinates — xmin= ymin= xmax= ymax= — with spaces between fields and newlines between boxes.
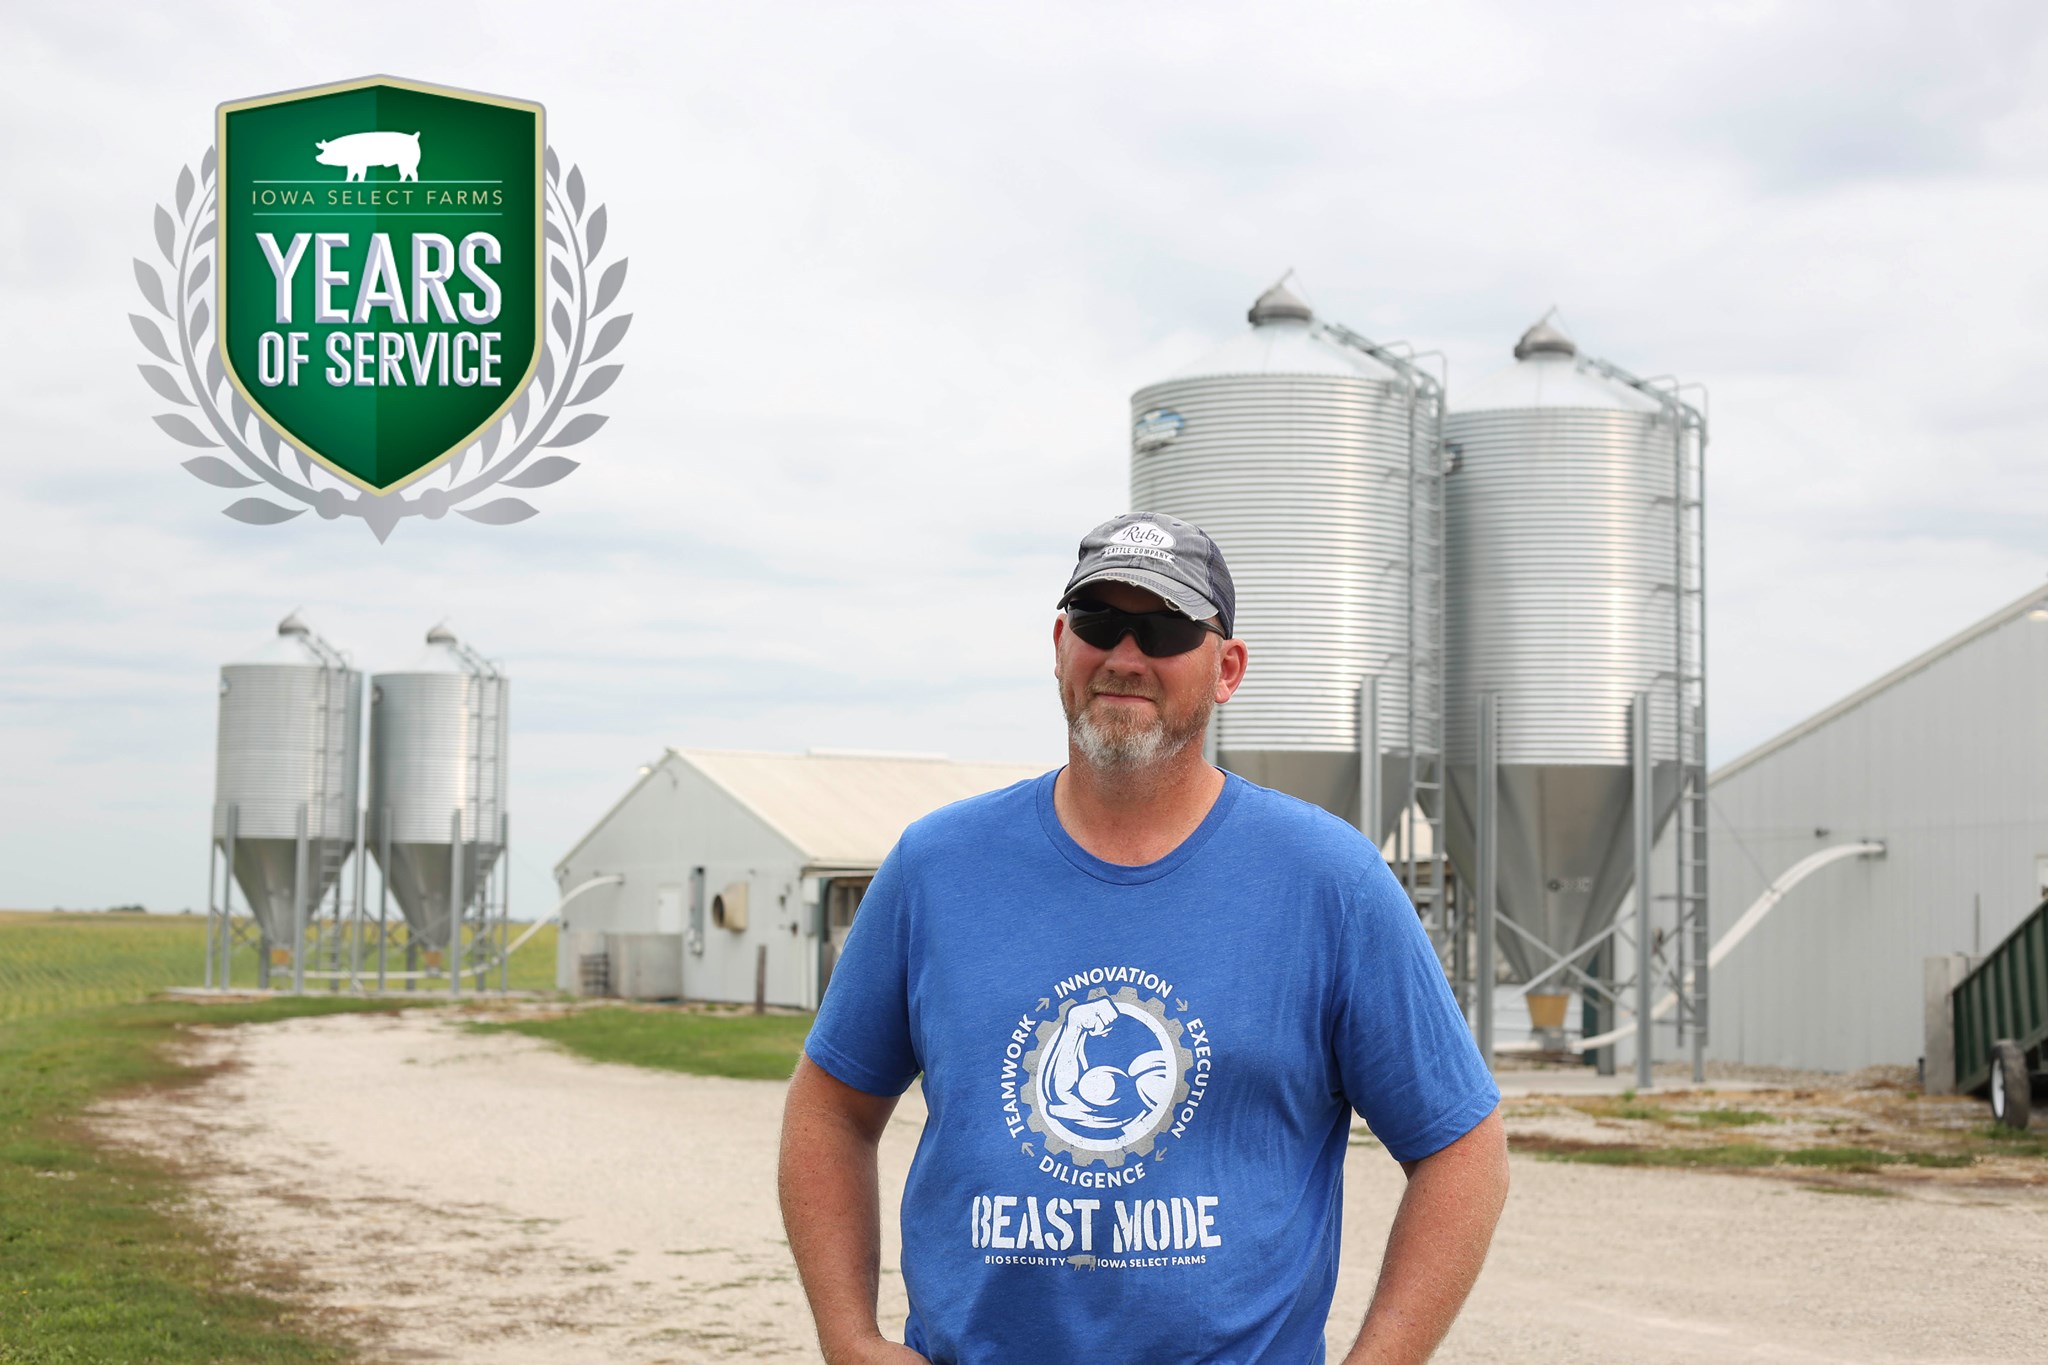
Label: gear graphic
xmin=1021 ymin=986 xmax=1192 ymax=1168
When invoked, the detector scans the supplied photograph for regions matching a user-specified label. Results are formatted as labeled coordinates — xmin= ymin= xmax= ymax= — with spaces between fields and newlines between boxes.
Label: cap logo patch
xmin=1108 ymin=523 xmax=1175 ymax=549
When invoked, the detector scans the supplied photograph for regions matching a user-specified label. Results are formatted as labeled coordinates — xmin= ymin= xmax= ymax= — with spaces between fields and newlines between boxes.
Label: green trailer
xmin=1953 ymin=896 xmax=2048 ymax=1128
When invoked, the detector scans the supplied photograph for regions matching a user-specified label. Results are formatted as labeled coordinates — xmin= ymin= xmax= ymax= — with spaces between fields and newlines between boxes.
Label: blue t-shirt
xmin=805 ymin=770 xmax=1498 ymax=1364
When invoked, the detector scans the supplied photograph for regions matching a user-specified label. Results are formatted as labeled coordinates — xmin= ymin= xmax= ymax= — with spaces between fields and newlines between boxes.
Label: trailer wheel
xmin=1989 ymin=1041 xmax=2031 ymax=1130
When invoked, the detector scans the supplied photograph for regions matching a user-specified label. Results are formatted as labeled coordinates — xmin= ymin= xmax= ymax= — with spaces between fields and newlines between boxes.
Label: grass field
xmin=474 ymin=1005 xmax=813 ymax=1080
xmin=1521 ymin=1141 xmax=1978 ymax=1172
xmin=0 ymin=910 xmax=560 ymax=1361
xmin=0 ymin=913 xmax=813 ymax=1360
xmin=1504 ymin=1085 xmax=2048 ymax=1178
xmin=0 ymin=910 xmax=560 ymax=1022
xmin=0 ymin=996 xmax=410 ymax=1362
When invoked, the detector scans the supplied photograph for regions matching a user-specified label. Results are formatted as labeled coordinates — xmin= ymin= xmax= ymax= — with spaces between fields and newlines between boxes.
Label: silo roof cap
xmin=233 ymin=613 xmax=345 ymax=666
xmin=1513 ymin=316 xmax=1578 ymax=360
xmin=1453 ymin=320 xmax=1666 ymax=414
xmin=384 ymin=624 xmax=502 ymax=677
xmin=1248 ymin=280 xmax=1314 ymax=326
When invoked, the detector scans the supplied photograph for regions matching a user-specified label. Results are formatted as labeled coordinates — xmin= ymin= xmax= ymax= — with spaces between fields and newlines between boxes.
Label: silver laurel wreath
xmin=134 ymin=145 xmax=628 ymax=540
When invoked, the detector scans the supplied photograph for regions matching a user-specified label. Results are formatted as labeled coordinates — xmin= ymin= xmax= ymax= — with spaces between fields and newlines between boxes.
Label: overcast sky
xmin=3 ymin=1 xmax=2045 ymax=917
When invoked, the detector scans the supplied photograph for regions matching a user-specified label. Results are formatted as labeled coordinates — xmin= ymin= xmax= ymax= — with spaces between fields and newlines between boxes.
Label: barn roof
xmin=1714 ymin=582 xmax=2048 ymax=785
xmin=675 ymin=748 xmax=1043 ymax=870
xmin=556 ymin=747 xmax=1047 ymax=875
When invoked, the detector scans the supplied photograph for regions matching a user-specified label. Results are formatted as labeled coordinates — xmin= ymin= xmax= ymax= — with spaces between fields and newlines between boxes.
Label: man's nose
xmin=1102 ymin=630 xmax=1151 ymax=669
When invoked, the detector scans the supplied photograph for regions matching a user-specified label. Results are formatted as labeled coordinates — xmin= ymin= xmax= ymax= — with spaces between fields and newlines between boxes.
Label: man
xmin=780 ymin=512 xmax=1507 ymax=1363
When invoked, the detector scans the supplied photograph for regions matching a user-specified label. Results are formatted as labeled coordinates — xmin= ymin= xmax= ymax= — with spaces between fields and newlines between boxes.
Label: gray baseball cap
xmin=1058 ymin=512 xmax=1236 ymax=638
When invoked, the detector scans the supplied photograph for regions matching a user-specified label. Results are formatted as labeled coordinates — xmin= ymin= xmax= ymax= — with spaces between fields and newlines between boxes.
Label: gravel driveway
xmin=93 ymin=1008 xmax=2048 ymax=1363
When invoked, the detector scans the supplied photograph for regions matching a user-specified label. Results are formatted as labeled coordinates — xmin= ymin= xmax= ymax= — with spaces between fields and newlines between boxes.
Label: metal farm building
xmin=1697 ymin=585 xmax=2048 ymax=1073
xmin=553 ymin=749 xmax=1041 ymax=1007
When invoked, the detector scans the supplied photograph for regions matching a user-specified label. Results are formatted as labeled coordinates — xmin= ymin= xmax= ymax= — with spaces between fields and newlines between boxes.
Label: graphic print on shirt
xmin=999 ymin=964 xmax=1217 ymax=1172
xmin=979 ymin=965 xmax=1224 ymax=1269
xmin=1024 ymin=988 xmax=1187 ymax=1165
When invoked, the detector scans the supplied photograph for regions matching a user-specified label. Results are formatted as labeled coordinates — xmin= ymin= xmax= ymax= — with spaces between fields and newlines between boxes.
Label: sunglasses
xmin=1064 ymin=599 xmax=1225 ymax=657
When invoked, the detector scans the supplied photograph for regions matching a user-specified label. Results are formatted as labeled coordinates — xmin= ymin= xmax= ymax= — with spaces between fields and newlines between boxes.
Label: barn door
xmin=656 ymin=884 xmax=684 ymax=935
xmin=817 ymin=877 xmax=870 ymax=998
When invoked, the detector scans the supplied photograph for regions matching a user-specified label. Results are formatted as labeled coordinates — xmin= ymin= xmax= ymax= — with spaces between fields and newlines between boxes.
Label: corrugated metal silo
xmin=1129 ymin=281 xmax=1447 ymax=844
xmin=212 ymin=614 xmax=361 ymax=959
xmin=1443 ymin=318 xmax=1706 ymax=990
xmin=367 ymin=626 xmax=509 ymax=949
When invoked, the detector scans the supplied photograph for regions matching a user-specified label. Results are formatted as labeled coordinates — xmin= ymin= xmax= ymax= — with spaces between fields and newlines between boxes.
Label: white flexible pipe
xmin=501 ymin=873 xmax=626 ymax=956
xmin=290 ymin=874 xmax=626 ymax=989
xmin=1573 ymin=841 xmax=1885 ymax=1053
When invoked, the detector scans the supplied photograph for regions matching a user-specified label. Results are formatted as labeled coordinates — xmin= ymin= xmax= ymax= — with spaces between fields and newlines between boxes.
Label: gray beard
xmin=1063 ymin=677 xmax=1214 ymax=775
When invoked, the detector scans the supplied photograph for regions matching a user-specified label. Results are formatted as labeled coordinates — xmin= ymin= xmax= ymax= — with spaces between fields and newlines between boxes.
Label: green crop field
xmin=0 ymin=910 xmax=560 ymax=1021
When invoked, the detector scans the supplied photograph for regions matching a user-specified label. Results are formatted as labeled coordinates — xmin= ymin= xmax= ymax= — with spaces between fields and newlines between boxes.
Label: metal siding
xmin=212 ymin=660 xmax=361 ymax=941
xmin=1697 ymin=608 xmax=2048 ymax=1072
xmin=1131 ymin=371 xmax=1437 ymax=761
xmin=1129 ymin=318 xmax=1444 ymax=837
xmin=1444 ymin=405 xmax=1682 ymax=765
xmin=213 ymin=663 xmax=362 ymax=842
xmin=556 ymin=751 xmax=1042 ymax=1009
xmin=367 ymin=672 xmax=509 ymax=845
xmin=554 ymin=756 xmax=810 ymax=1006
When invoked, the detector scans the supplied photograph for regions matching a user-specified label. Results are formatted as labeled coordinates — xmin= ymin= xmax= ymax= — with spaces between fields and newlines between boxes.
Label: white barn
xmin=1693 ymin=584 xmax=2048 ymax=1073
xmin=553 ymin=748 xmax=1042 ymax=1007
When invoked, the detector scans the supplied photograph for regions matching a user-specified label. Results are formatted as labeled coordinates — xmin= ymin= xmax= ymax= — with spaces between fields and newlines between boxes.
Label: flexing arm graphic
xmin=1044 ymin=1000 xmax=1121 ymax=1124
xmin=1042 ymin=1000 xmax=1171 ymax=1134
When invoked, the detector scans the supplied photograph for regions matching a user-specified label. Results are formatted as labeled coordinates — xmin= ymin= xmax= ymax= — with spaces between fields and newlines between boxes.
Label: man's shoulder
xmin=897 ymin=770 xmax=1050 ymax=853
xmin=1220 ymin=774 xmax=1388 ymax=884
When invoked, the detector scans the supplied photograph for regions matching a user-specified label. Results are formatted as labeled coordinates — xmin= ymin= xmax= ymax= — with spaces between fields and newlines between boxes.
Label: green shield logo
xmin=216 ymin=77 xmax=544 ymax=493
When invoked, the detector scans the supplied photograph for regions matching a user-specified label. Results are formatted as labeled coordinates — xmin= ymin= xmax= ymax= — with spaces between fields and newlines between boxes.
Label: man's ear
xmin=1215 ymin=638 xmax=1248 ymax=703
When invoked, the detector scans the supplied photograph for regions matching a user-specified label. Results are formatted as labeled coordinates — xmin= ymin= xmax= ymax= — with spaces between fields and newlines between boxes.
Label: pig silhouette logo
xmin=314 ymin=130 xmax=422 ymax=181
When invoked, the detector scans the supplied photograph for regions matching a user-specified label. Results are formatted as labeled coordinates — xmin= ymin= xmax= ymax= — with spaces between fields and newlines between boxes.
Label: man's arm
xmin=1340 ymin=1108 xmax=1509 ymax=1365
xmin=778 ymin=1055 xmax=929 ymax=1364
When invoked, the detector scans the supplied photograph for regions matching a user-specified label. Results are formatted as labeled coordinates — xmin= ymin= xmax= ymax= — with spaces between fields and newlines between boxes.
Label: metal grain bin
xmin=367 ymin=625 xmax=508 ymax=946
xmin=212 ymin=614 xmax=361 ymax=946
xmin=1443 ymin=318 xmax=1702 ymax=980
xmin=1129 ymin=281 xmax=1446 ymax=838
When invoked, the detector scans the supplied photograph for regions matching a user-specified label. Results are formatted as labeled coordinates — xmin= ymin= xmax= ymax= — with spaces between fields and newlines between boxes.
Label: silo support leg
xmin=1475 ymin=693 xmax=1498 ymax=1069
xmin=292 ymin=804 xmax=308 ymax=996
xmin=449 ymin=808 xmax=463 ymax=999
xmin=378 ymin=809 xmax=392 ymax=993
xmin=349 ymin=807 xmax=366 ymax=993
xmin=1357 ymin=677 xmax=1381 ymax=845
xmin=205 ymin=837 xmax=218 ymax=990
xmin=223 ymin=807 xmax=239 ymax=991
xmin=499 ymin=813 xmax=511 ymax=995
xmin=1632 ymin=692 xmax=1655 ymax=1091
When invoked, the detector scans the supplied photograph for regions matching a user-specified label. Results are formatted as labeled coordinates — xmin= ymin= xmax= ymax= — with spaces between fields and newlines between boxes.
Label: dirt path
xmin=95 ymin=1009 xmax=2048 ymax=1363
